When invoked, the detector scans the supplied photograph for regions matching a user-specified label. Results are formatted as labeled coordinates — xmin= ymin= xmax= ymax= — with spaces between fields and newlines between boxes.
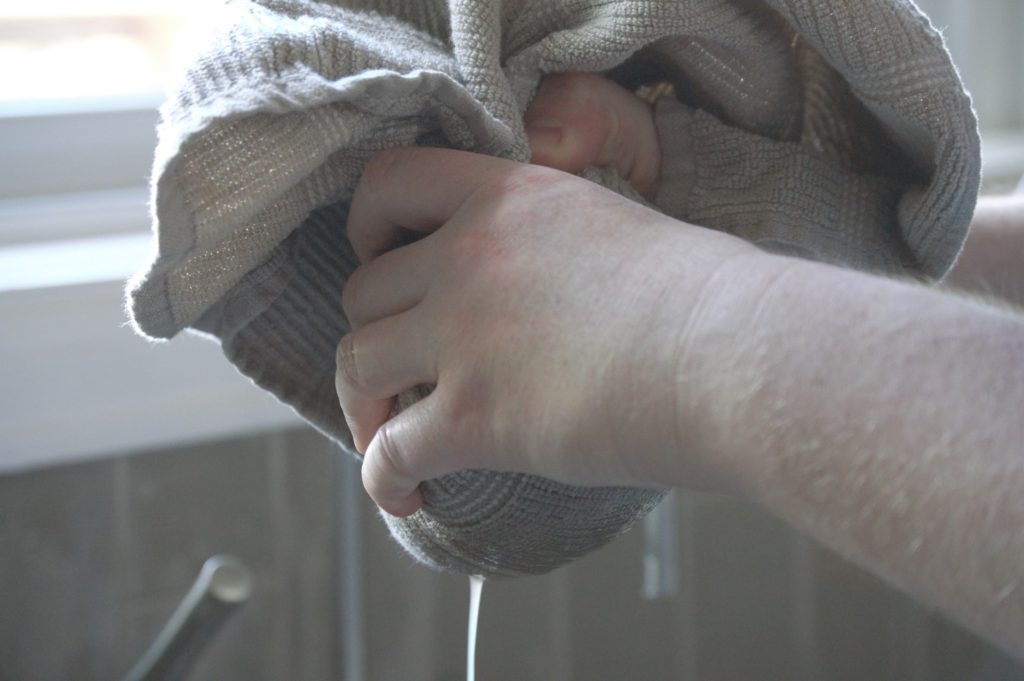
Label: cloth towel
xmin=127 ymin=0 xmax=980 ymax=577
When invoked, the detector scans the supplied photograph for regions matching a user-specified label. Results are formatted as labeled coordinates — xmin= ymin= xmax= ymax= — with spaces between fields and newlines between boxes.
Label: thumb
xmin=524 ymin=72 xmax=661 ymax=200
xmin=361 ymin=391 xmax=472 ymax=517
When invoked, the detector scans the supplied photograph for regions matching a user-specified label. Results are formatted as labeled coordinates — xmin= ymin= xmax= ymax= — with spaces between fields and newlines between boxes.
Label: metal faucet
xmin=120 ymin=555 xmax=253 ymax=681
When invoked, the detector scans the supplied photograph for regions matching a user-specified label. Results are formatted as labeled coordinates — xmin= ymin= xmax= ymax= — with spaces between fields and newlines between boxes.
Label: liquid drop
xmin=467 ymin=575 xmax=484 ymax=681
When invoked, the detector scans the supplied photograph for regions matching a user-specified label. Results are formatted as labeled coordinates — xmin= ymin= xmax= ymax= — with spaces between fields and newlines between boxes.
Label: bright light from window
xmin=0 ymin=0 xmax=203 ymax=105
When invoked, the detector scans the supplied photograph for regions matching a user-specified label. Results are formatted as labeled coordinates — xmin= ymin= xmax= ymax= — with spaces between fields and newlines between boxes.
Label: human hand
xmin=336 ymin=147 xmax=758 ymax=516
xmin=524 ymin=72 xmax=662 ymax=199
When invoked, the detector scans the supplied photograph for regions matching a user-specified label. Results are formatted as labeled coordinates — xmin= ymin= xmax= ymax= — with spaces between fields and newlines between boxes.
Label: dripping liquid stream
xmin=467 ymin=575 xmax=484 ymax=681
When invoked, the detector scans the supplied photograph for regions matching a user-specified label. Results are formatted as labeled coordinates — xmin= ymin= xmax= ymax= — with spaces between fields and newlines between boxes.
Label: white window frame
xmin=0 ymin=102 xmax=302 ymax=473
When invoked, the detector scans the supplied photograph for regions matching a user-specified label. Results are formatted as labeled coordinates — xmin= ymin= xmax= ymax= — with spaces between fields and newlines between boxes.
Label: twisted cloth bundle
xmin=128 ymin=0 xmax=980 ymax=577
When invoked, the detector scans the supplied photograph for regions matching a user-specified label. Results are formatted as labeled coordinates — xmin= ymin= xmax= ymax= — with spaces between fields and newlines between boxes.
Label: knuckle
xmin=372 ymin=424 xmax=408 ymax=481
xmin=448 ymin=225 xmax=502 ymax=267
xmin=440 ymin=382 xmax=485 ymax=456
xmin=360 ymin=148 xmax=405 ymax=194
xmin=335 ymin=332 xmax=364 ymax=392
xmin=341 ymin=267 xmax=364 ymax=326
xmin=485 ymin=163 xmax=557 ymax=198
xmin=360 ymin=448 xmax=388 ymax=504
xmin=360 ymin=147 xmax=436 ymax=200
xmin=462 ymin=166 xmax=564 ymax=234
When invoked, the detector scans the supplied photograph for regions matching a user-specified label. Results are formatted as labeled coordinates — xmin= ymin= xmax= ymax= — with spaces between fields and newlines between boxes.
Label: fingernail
xmin=525 ymin=119 xmax=564 ymax=151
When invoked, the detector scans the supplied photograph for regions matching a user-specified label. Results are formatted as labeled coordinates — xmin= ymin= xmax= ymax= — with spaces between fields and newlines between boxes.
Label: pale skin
xmin=336 ymin=74 xmax=1024 ymax=657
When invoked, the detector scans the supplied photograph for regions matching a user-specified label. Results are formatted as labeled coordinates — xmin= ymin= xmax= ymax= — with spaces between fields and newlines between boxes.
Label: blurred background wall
xmin=1 ymin=427 xmax=1022 ymax=681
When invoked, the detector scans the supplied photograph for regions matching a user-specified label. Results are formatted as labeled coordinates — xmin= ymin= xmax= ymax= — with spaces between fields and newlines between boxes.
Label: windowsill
xmin=0 ymin=189 xmax=302 ymax=475
xmin=982 ymin=130 xmax=1024 ymax=190
xmin=0 ymin=93 xmax=165 ymax=120
xmin=0 ymin=232 xmax=151 ymax=290
xmin=0 ymin=276 xmax=303 ymax=474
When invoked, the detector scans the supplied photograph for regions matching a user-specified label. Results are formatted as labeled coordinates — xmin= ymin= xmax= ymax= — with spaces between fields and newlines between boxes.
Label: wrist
xmin=662 ymin=247 xmax=802 ymax=498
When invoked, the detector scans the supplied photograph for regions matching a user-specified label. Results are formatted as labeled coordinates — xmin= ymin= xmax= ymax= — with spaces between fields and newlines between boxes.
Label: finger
xmin=361 ymin=389 xmax=473 ymax=516
xmin=342 ymin=234 xmax=434 ymax=328
xmin=335 ymin=311 xmax=437 ymax=453
xmin=348 ymin=147 xmax=521 ymax=262
xmin=524 ymin=72 xmax=661 ymax=200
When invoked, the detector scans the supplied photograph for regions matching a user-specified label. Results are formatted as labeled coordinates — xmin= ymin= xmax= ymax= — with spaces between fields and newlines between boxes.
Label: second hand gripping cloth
xmin=127 ymin=0 xmax=980 ymax=577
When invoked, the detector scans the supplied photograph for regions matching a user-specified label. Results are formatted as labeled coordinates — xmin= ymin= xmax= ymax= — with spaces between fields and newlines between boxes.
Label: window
xmin=0 ymin=1 xmax=200 ymax=248
xmin=916 ymin=0 xmax=1024 ymax=191
xmin=0 ymin=1 xmax=301 ymax=470
xmin=0 ymin=0 xmax=199 ymax=109
xmin=0 ymin=1 xmax=207 ymax=258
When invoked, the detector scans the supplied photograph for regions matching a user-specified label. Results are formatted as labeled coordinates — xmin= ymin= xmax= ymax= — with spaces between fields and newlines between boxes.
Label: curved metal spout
xmin=120 ymin=554 xmax=253 ymax=681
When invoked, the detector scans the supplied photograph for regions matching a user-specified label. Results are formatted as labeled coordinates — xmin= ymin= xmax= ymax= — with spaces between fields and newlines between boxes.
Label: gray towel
xmin=127 ymin=0 xmax=980 ymax=577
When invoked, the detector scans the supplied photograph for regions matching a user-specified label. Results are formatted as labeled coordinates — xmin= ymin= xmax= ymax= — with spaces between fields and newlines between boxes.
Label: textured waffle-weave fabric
xmin=127 ymin=0 xmax=980 ymax=577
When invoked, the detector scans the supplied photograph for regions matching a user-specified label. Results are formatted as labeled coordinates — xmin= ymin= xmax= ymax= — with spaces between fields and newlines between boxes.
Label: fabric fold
xmin=128 ymin=0 xmax=980 ymax=577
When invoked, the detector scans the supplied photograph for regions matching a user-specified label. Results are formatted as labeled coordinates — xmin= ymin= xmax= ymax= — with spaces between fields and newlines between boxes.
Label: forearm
xmin=676 ymin=253 xmax=1024 ymax=656
xmin=947 ymin=193 xmax=1024 ymax=309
